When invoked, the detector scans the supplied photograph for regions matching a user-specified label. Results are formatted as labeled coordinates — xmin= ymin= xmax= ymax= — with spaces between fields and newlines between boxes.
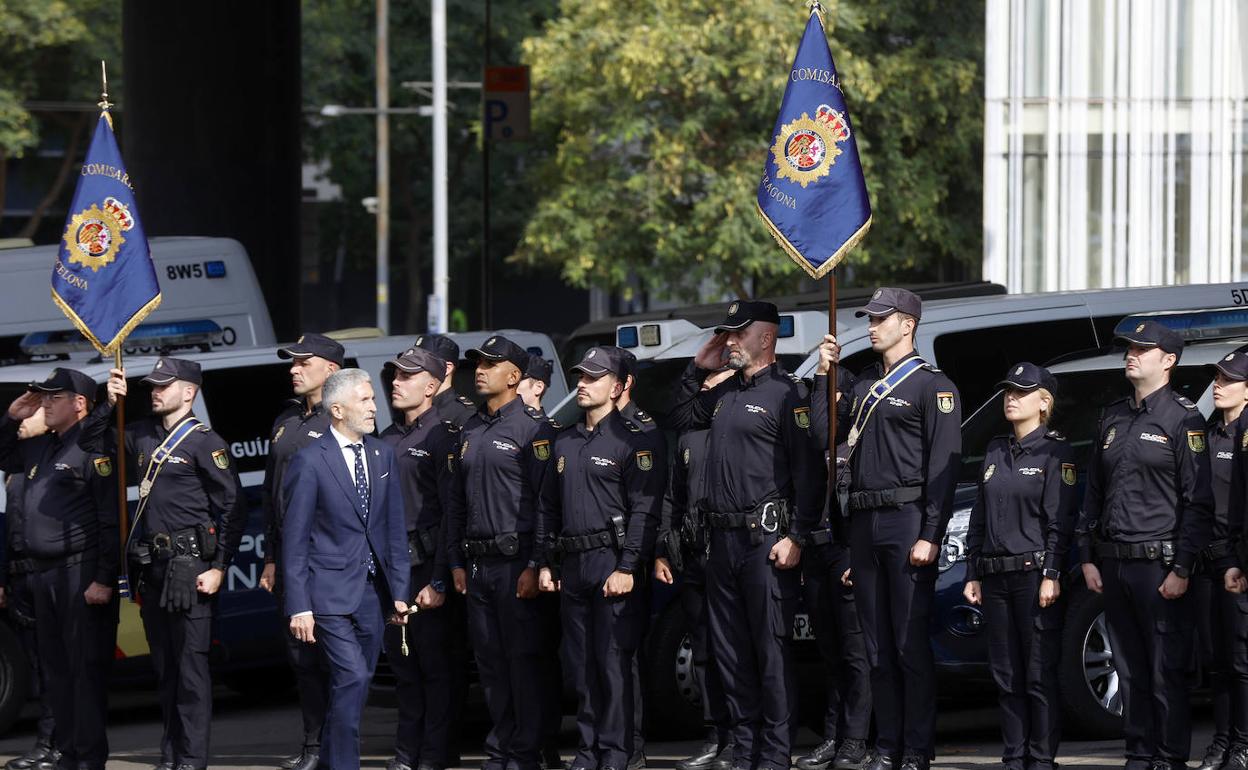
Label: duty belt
xmin=1202 ymin=538 xmax=1236 ymax=562
xmin=8 ymin=556 xmax=35 ymax=576
xmin=132 ymin=526 xmax=208 ymax=565
xmin=462 ymin=532 xmax=528 ymax=558
xmin=408 ymin=526 xmax=438 ymax=566
xmin=1093 ymin=539 xmax=1175 ymax=564
xmin=556 ymin=529 xmax=616 ymax=553
xmin=707 ymin=500 xmax=789 ymax=533
xmin=978 ymin=550 xmax=1045 ymax=576
xmin=847 ymin=485 xmax=923 ymax=512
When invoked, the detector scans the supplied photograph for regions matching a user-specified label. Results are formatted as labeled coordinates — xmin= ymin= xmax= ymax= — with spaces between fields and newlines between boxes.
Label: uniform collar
xmin=1129 ymin=384 xmax=1171 ymax=414
xmin=481 ymin=395 xmax=524 ymax=423
xmin=1212 ymin=408 xmax=1248 ymax=436
xmin=1008 ymin=424 xmax=1047 ymax=455
xmin=578 ymin=409 xmax=622 ymax=438
xmin=305 ymin=398 xmax=325 ymax=418
xmin=738 ymin=362 xmax=781 ymax=389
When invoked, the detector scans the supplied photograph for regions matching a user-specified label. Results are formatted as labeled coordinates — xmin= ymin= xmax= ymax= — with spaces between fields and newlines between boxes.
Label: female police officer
xmin=963 ymin=363 xmax=1076 ymax=770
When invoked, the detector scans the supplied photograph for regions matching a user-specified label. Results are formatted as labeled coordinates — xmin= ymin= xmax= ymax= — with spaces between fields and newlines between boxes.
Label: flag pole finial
xmin=807 ymin=1 xmax=825 ymax=24
xmin=98 ymin=60 xmax=112 ymax=112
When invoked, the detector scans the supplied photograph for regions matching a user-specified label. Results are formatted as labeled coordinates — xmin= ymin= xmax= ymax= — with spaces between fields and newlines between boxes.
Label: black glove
xmin=160 ymin=555 xmax=199 ymax=612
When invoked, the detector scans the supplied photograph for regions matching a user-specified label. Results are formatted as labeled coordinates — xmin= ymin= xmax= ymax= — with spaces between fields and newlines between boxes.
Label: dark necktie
xmin=349 ymin=444 xmax=375 ymax=576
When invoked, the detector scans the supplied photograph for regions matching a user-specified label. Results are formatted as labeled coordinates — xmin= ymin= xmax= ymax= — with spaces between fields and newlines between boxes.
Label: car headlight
xmin=939 ymin=506 xmax=972 ymax=572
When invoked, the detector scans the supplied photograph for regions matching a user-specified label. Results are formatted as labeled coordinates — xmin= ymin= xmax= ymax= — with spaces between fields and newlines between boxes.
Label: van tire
xmin=0 ymin=622 xmax=30 ymax=737
xmin=644 ymin=600 xmax=706 ymax=738
xmin=1058 ymin=587 xmax=1124 ymax=739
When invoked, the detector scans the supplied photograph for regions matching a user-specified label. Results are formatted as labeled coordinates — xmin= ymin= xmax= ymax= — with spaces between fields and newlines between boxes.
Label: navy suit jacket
xmin=281 ymin=431 xmax=410 ymax=616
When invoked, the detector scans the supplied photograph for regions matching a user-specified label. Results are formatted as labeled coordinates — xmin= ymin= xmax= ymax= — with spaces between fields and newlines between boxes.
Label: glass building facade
xmin=984 ymin=0 xmax=1248 ymax=291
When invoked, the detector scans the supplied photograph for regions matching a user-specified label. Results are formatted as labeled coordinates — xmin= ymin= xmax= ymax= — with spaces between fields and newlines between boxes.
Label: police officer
xmin=379 ymin=346 xmax=457 ymax=770
xmin=0 ymin=369 xmax=118 ymax=770
xmin=537 ymin=345 xmax=664 ymax=770
xmin=0 ymin=409 xmax=57 ymax=770
xmin=445 ymin=335 xmax=557 ymax=770
xmin=961 ymin=363 xmax=1075 ymax=770
xmin=519 ymin=355 xmax=553 ymax=413
xmin=81 ymin=358 xmax=247 ymax=770
xmin=656 ymin=368 xmax=736 ymax=770
xmin=415 ymin=334 xmax=477 ymax=429
xmin=1192 ymin=345 xmax=1248 ymax=770
xmin=671 ymin=300 xmax=824 ymax=770
xmin=1076 ymin=320 xmax=1214 ymax=770
xmin=802 ymin=359 xmax=871 ymax=770
xmin=819 ymin=288 xmax=961 ymax=770
xmin=259 ymin=333 xmax=344 ymax=770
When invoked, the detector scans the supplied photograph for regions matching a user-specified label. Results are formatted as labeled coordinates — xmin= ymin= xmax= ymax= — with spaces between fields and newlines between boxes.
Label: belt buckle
xmin=153 ymin=533 xmax=172 ymax=550
xmin=759 ymin=502 xmax=779 ymax=534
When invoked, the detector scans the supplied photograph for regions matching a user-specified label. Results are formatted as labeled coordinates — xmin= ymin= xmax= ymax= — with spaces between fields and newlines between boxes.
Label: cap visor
xmin=713 ymin=319 xmax=752 ymax=333
xmin=28 ymin=382 xmax=63 ymax=393
xmin=388 ymin=361 xmax=427 ymax=373
xmin=1113 ymin=334 xmax=1159 ymax=348
xmin=142 ymin=374 xmax=176 ymax=385
xmin=854 ymin=303 xmax=897 ymax=318
xmin=1211 ymin=362 xmax=1248 ymax=381
xmin=996 ymin=379 xmax=1040 ymax=391
xmin=277 ymin=346 xmax=314 ymax=360
xmin=466 ymin=348 xmax=505 ymax=362
xmin=572 ymin=363 xmax=612 ymax=377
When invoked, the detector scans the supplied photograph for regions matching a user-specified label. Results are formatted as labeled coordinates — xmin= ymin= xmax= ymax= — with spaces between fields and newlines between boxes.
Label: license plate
xmin=792 ymin=612 xmax=816 ymax=641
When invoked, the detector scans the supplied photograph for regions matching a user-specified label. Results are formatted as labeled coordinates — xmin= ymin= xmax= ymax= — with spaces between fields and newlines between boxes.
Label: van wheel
xmin=644 ymin=600 xmax=706 ymax=738
xmin=1058 ymin=587 xmax=1124 ymax=739
xmin=0 ymin=621 xmax=29 ymax=737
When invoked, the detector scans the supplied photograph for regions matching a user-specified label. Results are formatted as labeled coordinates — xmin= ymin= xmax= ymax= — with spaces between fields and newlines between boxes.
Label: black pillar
xmin=122 ymin=1 xmax=301 ymax=338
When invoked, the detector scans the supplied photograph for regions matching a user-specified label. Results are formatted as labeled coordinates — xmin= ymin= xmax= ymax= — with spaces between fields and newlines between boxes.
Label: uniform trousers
xmin=706 ymin=527 xmax=799 ymax=770
xmin=980 ymin=569 xmax=1061 ymax=770
xmin=466 ymin=555 xmax=545 ymax=770
xmin=802 ymin=543 xmax=871 ymax=744
xmin=849 ymin=505 xmax=937 ymax=760
xmin=1099 ymin=557 xmax=1193 ymax=769
xmin=383 ymin=561 xmax=453 ymax=767
xmin=7 ymin=566 xmax=56 ymax=749
xmin=560 ymin=547 xmax=642 ymax=770
xmin=1193 ymin=568 xmax=1248 ymax=753
xmin=677 ymin=558 xmax=730 ymax=745
xmin=31 ymin=555 xmax=116 ymax=770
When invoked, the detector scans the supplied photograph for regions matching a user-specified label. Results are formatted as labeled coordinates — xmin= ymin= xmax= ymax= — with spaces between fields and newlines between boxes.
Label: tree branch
xmin=19 ymin=112 xmax=88 ymax=240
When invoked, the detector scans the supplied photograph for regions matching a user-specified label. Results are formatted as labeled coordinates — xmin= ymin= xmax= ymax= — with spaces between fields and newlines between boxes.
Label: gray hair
xmin=322 ymin=368 xmax=371 ymax=410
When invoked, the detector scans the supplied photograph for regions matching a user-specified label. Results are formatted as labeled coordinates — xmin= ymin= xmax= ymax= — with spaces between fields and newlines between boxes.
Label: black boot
xmin=833 ymin=739 xmax=870 ymax=770
xmin=676 ymin=742 xmax=721 ymax=770
xmin=795 ymin=739 xmax=838 ymax=770
xmin=712 ymin=742 xmax=735 ymax=770
xmin=1225 ymin=747 xmax=1248 ymax=770
xmin=1199 ymin=746 xmax=1230 ymax=770
xmin=5 ymin=743 xmax=52 ymax=770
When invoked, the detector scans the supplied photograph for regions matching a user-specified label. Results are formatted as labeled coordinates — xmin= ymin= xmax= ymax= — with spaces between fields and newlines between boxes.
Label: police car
xmin=0 ymin=325 xmax=567 ymax=735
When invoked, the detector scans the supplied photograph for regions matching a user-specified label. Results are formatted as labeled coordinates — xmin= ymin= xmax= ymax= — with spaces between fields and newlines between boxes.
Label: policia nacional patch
xmin=936 ymin=391 xmax=955 ymax=414
xmin=1187 ymin=431 xmax=1207 ymax=453
xmin=636 ymin=450 xmax=653 ymax=471
xmin=532 ymin=440 xmax=551 ymax=461
xmin=212 ymin=449 xmax=230 ymax=470
xmin=1061 ymin=463 xmax=1076 ymax=486
xmin=93 ymin=457 xmax=113 ymax=477
xmin=793 ymin=406 xmax=811 ymax=429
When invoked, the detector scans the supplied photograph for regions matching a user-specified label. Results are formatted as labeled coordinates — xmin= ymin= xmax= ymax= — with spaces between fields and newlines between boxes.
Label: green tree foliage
xmin=515 ymin=0 xmax=984 ymax=301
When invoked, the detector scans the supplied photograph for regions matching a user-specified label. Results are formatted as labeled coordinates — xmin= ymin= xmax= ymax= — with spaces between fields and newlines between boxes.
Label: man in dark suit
xmin=282 ymin=368 xmax=411 ymax=770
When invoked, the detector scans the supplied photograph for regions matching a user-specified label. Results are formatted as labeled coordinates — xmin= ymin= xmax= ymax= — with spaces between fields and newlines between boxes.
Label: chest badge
xmin=557 ymin=456 xmax=566 ymax=474
xmin=1103 ymin=426 xmax=1116 ymax=449
xmin=1061 ymin=463 xmax=1076 ymax=486
xmin=1188 ymin=430 xmax=1207 ymax=453
xmin=936 ymin=391 xmax=955 ymax=414
xmin=460 ymin=440 xmax=470 ymax=459
xmin=983 ymin=463 xmax=995 ymax=482
xmin=93 ymin=457 xmax=113 ymax=477
xmin=273 ymin=425 xmax=286 ymax=443
xmin=532 ymin=439 xmax=551 ymax=461
xmin=682 ymin=447 xmax=691 ymax=465
xmin=793 ymin=406 xmax=811 ymax=429
xmin=27 ymin=465 xmax=37 ymax=480
xmin=636 ymin=450 xmax=653 ymax=471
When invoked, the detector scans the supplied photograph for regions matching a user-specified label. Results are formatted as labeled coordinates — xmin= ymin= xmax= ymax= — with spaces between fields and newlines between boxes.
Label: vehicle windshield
xmin=958 ymin=364 xmax=1212 ymax=484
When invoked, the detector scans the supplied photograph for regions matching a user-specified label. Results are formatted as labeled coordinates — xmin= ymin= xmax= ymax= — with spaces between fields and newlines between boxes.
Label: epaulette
xmin=1173 ymin=393 xmax=1198 ymax=410
xmin=524 ymin=405 xmax=545 ymax=420
xmin=546 ymin=417 xmax=562 ymax=430
xmin=920 ymin=362 xmax=942 ymax=373
xmin=632 ymin=409 xmax=653 ymax=424
xmin=443 ymin=421 xmax=461 ymax=433
xmin=787 ymin=373 xmax=803 ymax=384
xmin=1045 ymin=429 xmax=1067 ymax=441
xmin=621 ymin=418 xmax=643 ymax=433
xmin=456 ymin=395 xmax=475 ymax=407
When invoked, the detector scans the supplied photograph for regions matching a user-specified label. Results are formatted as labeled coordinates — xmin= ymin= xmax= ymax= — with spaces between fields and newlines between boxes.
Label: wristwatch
xmin=1171 ymin=563 xmax=1191 ymax=579
xmin=1041 ymin=568 xmax=1061 ymax=581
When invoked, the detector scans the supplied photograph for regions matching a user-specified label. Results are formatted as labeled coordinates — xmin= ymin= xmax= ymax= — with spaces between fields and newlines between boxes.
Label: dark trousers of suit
xmin=706 ymin=528 xmax=798 ymax=770
xmin=802 ymin=543 xmax=871 ymax=744
xmin=677 ymin=558 xmax=730 ymax=745
xmin=1195 ymin=569 xmax=1248 ymax=752
xmin=981 ymin=569 xmax=1061 ymax=770
xmin=849 ymin=505 xmax=937 ymax=761
xmin=1100 ymin=557 xmax=1193 ymax=769
xmin=467 ymin=555 xmax=545 ymax=770
xmin=276 ymin=585 xmax=330 ymax=753
xmin=317 ymin=578 xmax=387 ymax=770
xmin=31 ymin=556 xmax=116 ymax=770
xmin=7 ymin=566 xmax=56 ymax=748
xmin=139 ymin=566 xmax=215 ymax=769
xmin=383 ymin=562 xmax=453 ymax=767
xmin=561 ymin=547 xmax=641 ymax=770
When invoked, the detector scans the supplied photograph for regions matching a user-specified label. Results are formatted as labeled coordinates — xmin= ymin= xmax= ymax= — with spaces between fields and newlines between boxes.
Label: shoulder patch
xmin=93 ymin=457 xmax=113 ymax=477
xmin=936 ymin=391 xmax=955 ymax=414
xmin=1061 ymin=463 xmax=1076 ymax=486
xmin=1174 ymin=394 xmax=1198 ymax=410
xmin=532 ymin=439 xmax=551 ymax=460
xmin=1188 ymin=430 xmax=1207 ymax=453
xmin=636 ymin=450 xmax=653 ymax=471
xmin=793 ymin=406 xmax=811 ymax=429
xmin=1045 ymin=429 xmax=1067 ymax=441
xmin=211 ymin=448 xmax=230 ymax=470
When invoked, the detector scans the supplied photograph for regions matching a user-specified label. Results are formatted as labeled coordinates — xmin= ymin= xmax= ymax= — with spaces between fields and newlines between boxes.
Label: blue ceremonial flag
xmin=757 ymin=6 xmax=872 ymax=280
xmin=51 ymin=112 xmax=161 ymax=354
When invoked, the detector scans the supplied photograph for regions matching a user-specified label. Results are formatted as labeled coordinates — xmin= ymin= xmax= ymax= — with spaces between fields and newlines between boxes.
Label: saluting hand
xmin=693 ymin=333 xmax=729 ymax=370
xmin=654 ymin=557 xmax=674 ymax=585
xmin=1081 ymin=563 xmax=1103 ymax=593
xmin=106 ymin=368 xmax=127 ymax=407
xmin=1226 ymin=567 xmax=1248 ymax=594
xmin=5 ymin=391 xmax=41 ymax=421
xmin=816 ymin=334 xmax=841 ymax=375
xmin=962 ymin=580 xmax=982 ymax=605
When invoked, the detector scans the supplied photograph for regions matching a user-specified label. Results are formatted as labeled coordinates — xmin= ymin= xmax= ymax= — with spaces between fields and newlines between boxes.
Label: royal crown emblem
xmin=770 ymin=104 xmax=852 ymax=189
xmin=63 ymin=196 xmax=134 ymax=272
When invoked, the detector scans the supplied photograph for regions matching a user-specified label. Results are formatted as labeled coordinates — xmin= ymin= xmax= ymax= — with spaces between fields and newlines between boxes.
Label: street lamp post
xmin=376 ymin=0 xmax=390 ymax=334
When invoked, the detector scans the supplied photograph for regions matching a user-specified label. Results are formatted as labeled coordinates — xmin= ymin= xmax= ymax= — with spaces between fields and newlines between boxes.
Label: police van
xmin=622 ymin=285 xmax=1248 ymax=736
xmin=0 ymin=237 xmax=276 ymax=366
xmin=0 ymin=327 xmax=566 ymax=735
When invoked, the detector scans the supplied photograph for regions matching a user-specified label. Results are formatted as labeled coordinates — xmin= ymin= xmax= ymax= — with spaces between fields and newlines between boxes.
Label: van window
xmin=932 ymin=317 xmax=1099 ymax=411
xmin=201 ymin=364 xmax=301 ymax=475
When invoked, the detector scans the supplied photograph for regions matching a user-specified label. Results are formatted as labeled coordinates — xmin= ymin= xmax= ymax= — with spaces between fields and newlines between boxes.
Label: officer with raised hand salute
xmin=79 ymin=358 xmax=246 ymax=770
xmin=670 ymin=299 xmax=824 ymax=770
xmin=259 ymin=332 xmax=343 ymax=770
xmin=1077 ymin=320 xmax=1214 ymax=770
xmin=814 ymin=287 xmax=961 ymax=770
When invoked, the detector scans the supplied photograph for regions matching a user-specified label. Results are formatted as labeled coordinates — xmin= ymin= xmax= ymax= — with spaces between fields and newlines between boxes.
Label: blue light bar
xmin=19 ymin=320 xmax=225 ymax=357
xmin=204 ymin=260 xmax=227 ymax=278
xmin=1114 ymin=308 xmax=1248 ymax=342
xmin=778 ymin=315 xmax=795 ymax=339
xmin=617 ymin=326 xmax=639 ymax=348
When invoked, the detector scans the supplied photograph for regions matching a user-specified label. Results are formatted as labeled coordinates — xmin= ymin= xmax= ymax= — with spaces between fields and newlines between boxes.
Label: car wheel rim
xmin=674 ymin=633 xmax=702 ymax=705
xmin=1082 ymin=612 xmax=1122 ymax=717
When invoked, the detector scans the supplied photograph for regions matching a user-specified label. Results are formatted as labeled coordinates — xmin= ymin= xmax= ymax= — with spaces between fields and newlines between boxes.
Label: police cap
xmin=572 ymin=346 xmax=629 ymax=380
xmin=524 ymin=355 xmax=553 ymax=385
xmin=714 ymin=300 xmax=781 ymax=333
xmin=855 ymin=287 xmax=922 ymax=320
xmin=384 ymin=347 xmax=447 ymax=382
xmin=466 ymin=335 xmax=529 ymax=373
xmin=28 ymin=367 xmax=96 ymax=399
xmin=278 ymin=333 xmax=346 ymax=366
xmin=996 ymin=361 xmax=1059 ymax=395
xmin=414 ymin=334 xmax=460 ymax=366
xmin=1210 ymin=343 xmax=1248 ymax=382
xmin=1114 ymin=319 xmax=1184 ymax=358
xmin=142 ymin=357 xmax=202 ymax=386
